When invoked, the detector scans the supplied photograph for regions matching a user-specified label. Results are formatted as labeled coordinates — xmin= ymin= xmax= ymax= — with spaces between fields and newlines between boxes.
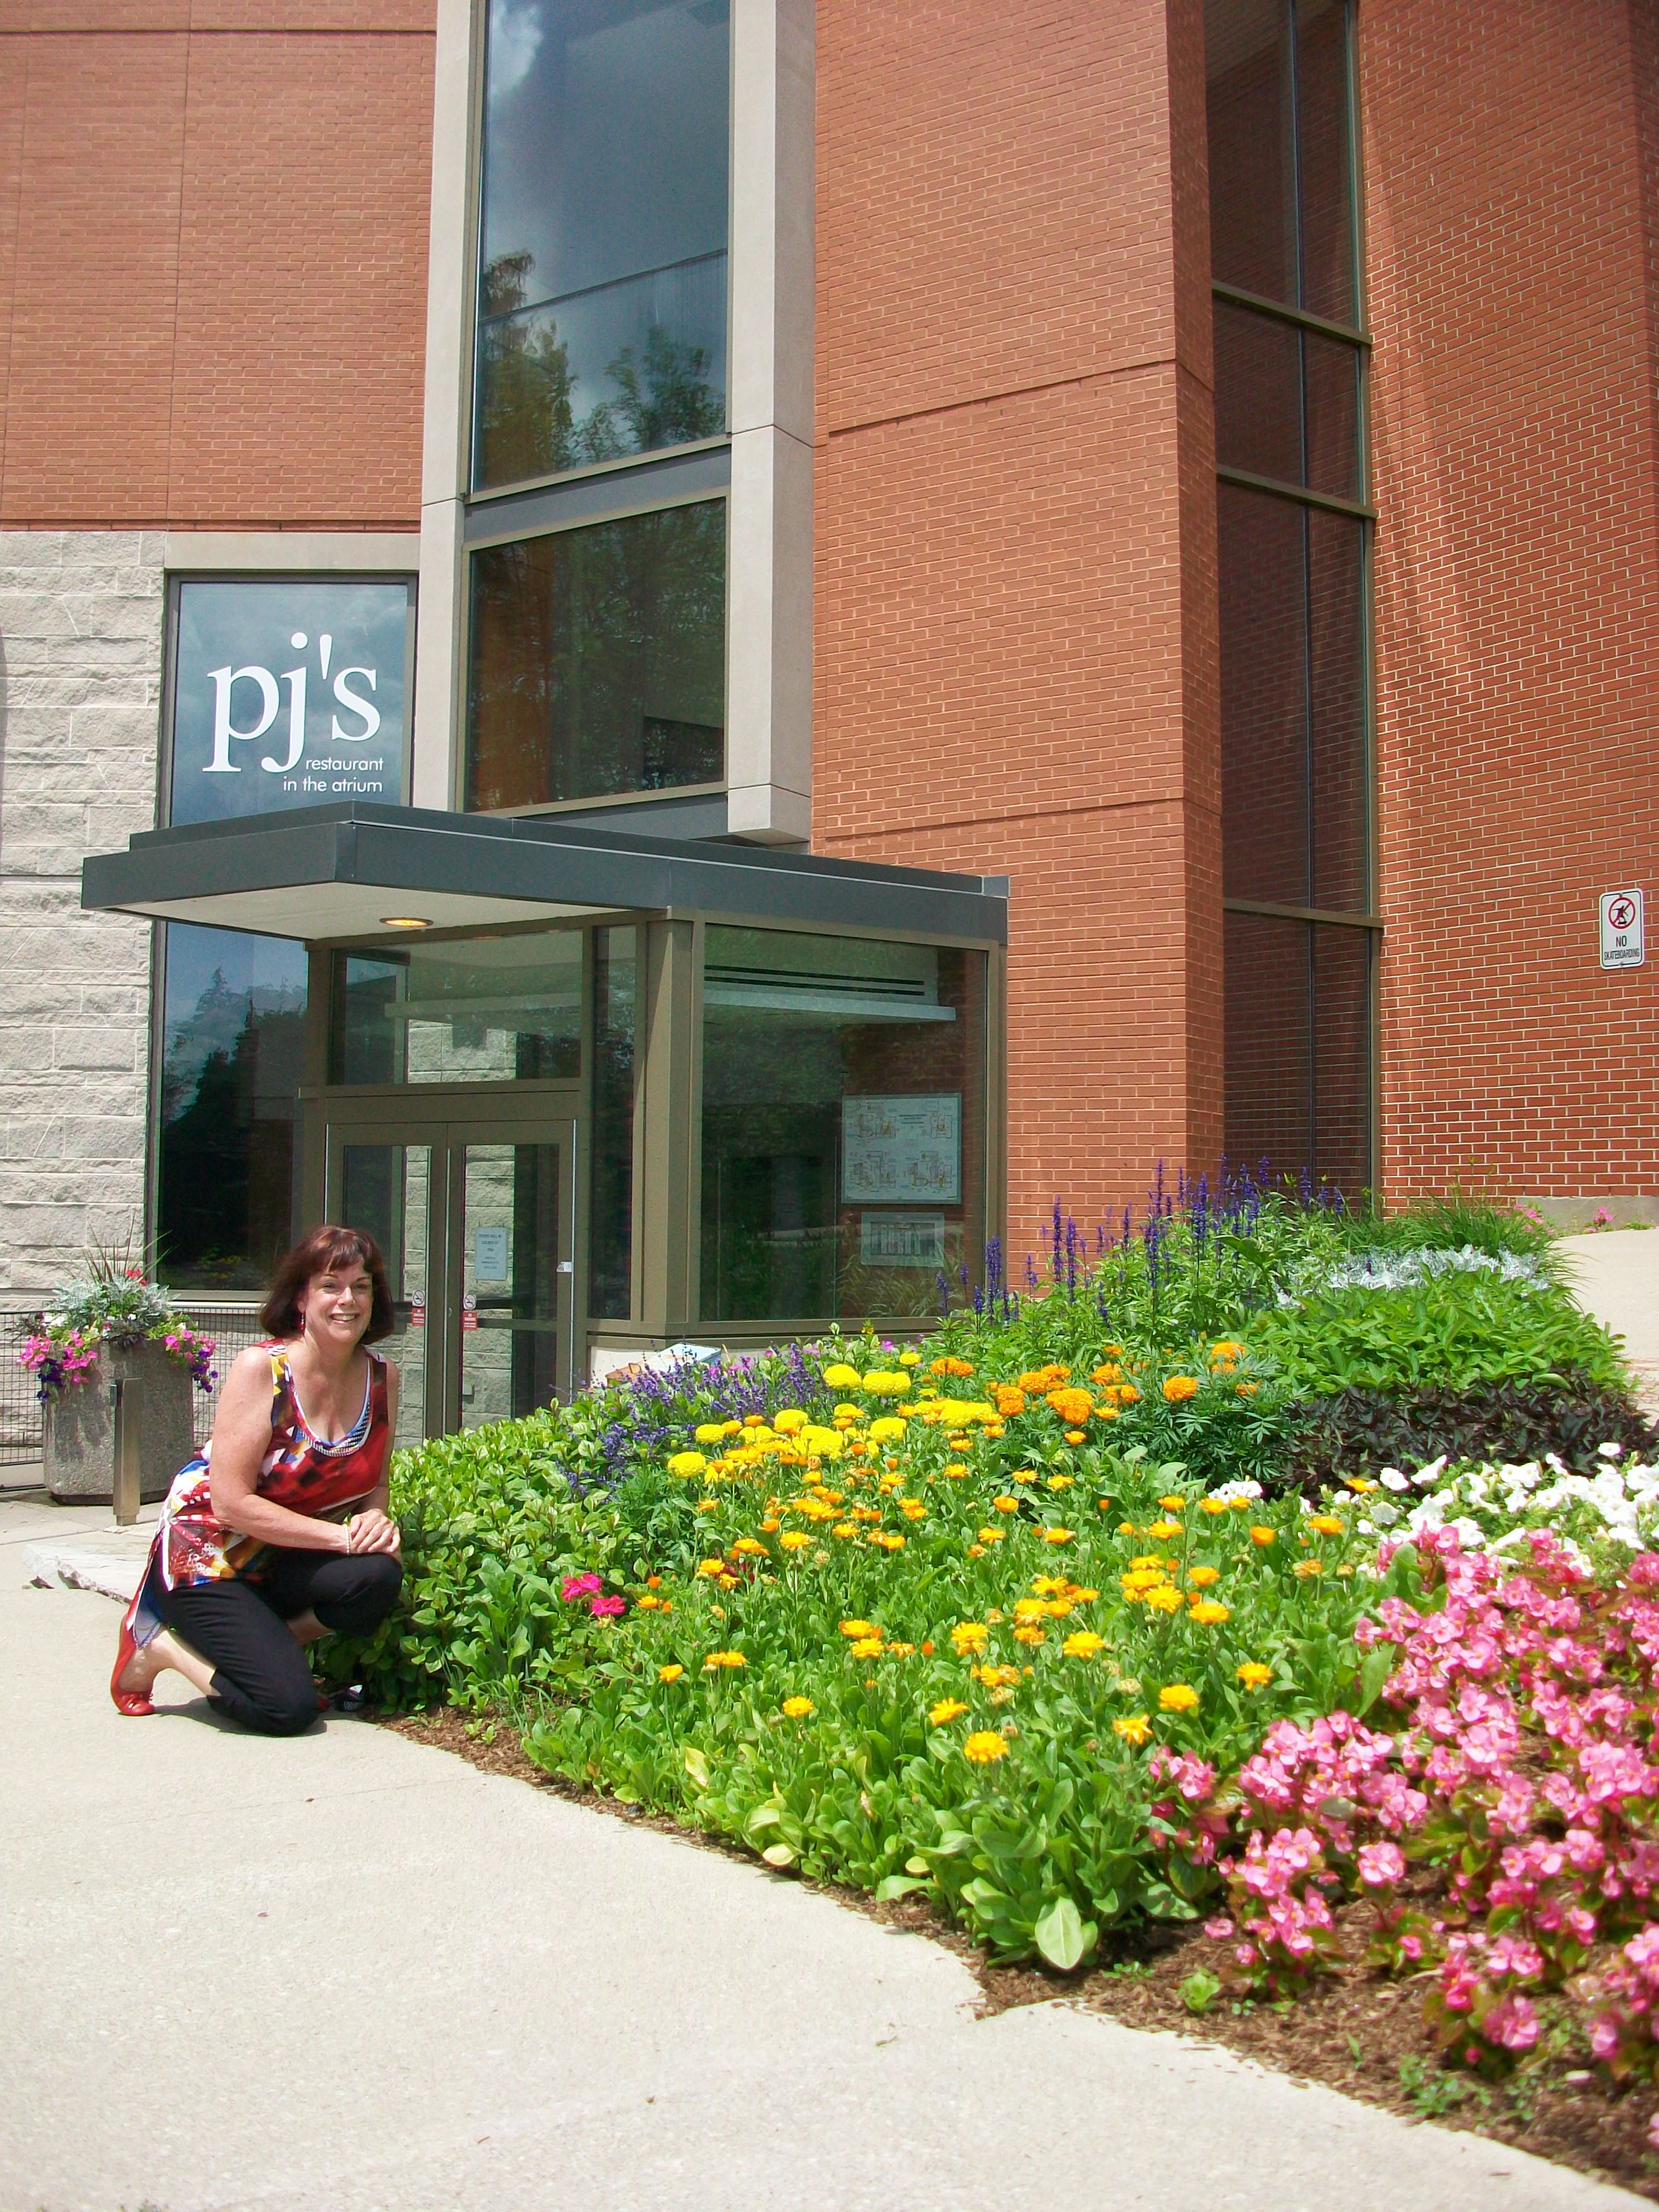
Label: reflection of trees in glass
xmin=158 ymin=967 xmax=305 ymax=1290
xmin=475 ymin=250 xmax=723 ymax=490
xmin=467 ymin=497 xmax=724 ymax=809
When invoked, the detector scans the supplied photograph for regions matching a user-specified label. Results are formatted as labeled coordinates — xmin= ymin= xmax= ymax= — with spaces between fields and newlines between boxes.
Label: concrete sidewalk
xmin=3 ymin=1497 xmax=1639 ymax=2212
xmin=1559 ymin=1228 xmax=1659 ymax=1414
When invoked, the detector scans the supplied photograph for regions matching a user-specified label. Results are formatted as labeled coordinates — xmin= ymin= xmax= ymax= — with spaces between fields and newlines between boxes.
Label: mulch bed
xmin=384 ymin=1705 xmax=1659 ymax=2199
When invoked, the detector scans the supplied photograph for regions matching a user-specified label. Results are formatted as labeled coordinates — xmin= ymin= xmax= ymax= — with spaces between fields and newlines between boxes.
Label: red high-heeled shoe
xmin=110 ymin=1595 xmax=155 ymax=1716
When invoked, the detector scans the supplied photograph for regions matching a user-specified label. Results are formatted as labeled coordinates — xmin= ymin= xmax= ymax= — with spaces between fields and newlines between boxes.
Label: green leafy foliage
xmin=1250 ymin=1273 xmax=1628 ymax=1397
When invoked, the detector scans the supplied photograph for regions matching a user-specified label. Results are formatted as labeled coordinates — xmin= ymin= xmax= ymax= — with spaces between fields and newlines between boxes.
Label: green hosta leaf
xmin=1034 ymin=1894 xmax=1097 ymax=1971
xmin=761 ymin=1843 xmax=795 ymax=1868
xmin=904 ymin=1855 xmax=931 ymax=1876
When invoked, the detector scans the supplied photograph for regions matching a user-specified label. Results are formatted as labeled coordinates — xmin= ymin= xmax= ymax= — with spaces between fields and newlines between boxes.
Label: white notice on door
xmin=1600 ymin=889 xmax=1646 ymax=970
xmin=475 ymin=1225 xmax=510 ymax=1282
xmin=842 ymin=1095 xmax=961 ymax=1204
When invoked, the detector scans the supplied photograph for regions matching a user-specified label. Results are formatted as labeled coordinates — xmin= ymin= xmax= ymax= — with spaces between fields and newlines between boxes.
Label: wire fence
xmin=0 ymin=1306 xmax=267 ymax=1468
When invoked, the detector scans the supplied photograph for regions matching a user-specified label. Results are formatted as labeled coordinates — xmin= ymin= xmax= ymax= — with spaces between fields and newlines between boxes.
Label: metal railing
xmin=0 ymin=1306 xmax=267 ymax=1467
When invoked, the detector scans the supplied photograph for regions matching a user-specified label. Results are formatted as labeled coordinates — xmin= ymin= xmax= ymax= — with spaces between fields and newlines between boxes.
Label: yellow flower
xmin=1012 ymin=1597 xmax=1046 ymax=1620
xmin=1113 ymin=1712 xmax=1152 ymax=1745
xmin=1306 ymin=1514 xmax=1345 ymax=1535
xmin=1143 ymin=1584 xmax=1183 ymax=1614
xmin=694 ymin=1423 xmax=726 ymax=1444
xmin=930 ymin=1698 xmax=969 ymax=1725
xmin=888 ymin=1641 xmax=915 ymax=1657
xmin=1159 ymin=1683 xmax=1199 ymax=1712
xmin=821 ymin=1363 xmax=861 ymax=1390
xmin=1188 ymin=1599 xmax=1231 ymax=1625
xmin=1063 ymin=1631 xmax=1106 ymax=1657
xmin=833 ymin=1522 xmax=858 ymax=1539
xmin=899 ymin=1498 xmax=927 ymax=1520
xmin=962 ymin=1731 xmax=1007 ymax=1764
xmin=1159 ymin=1494 xmax=1187 ymax=1512
xmin=875 ymin=1532 xmax=907 ymax=1552
xmin=849 ymin=1637 xmax=884 ymax=1658
xmin=1148 ymin=1519 xmax=1182 ymax=1540
xmin=1044 ymin=1599 xmax=1073 ymax=1619
xmin=973 ymin=1662 xmax=1020 ymax=1687
xmin=1117 ymin=1520 xmax=1136 ymax=1535
xmin=1200 ymin=1496 xmax=1228 ymax=1515
xmin=976 ymin=1526 xmax=1006 ymax=1544
xmin=732 ymin=1536 xmax=767 ymax=1556
xmin=951 ymin=1621 xmax=990 ymax=1652
xmin=1187 ymin=1564 xmax=1221 ymax=1587
xmin=1162 ymin=1375 xmax=1200 ymax=1402
xmin=898 ymin=1347 xmax=922 ymax=1366
xmin=657 ymin=1663 xmax=685 ymax=1683
xmin=869 ymin=1416 xmax=906 ymax=1442
xmin=865 ymin=1373 xmax=912 ymax=1400
xmin=704 ymin=1649 xmax=747 ymax=1670
xmin=1047 ymin=1472 xmax=1075 ymax=1491
xmin=1236 ymin=1661 xmax=1273 ymax=1689
xmin=1042 ymin=1527 xmax=1075 ymax=1546
xmin=773 ymin=1408 xmax=807 ymax=1435
xmin=1293 ymin=1559 xmax=1325 ymax=1579
xmin=1249 ymin=1526 xmax=1276 ymax=1547
xmin=840 ymin=1619 xmax=879 ymax=1639
xmin=993 ymin=1495 xmax=1020 ymax=1514
xmin=668 ymin=1451 xmax=709 ymax=1477
xmin=944 ymin=1462 xmax=970 ymax=1478
xmin=779 ymin=1530 xmax=813 ymax=1552
xmin=1012 ymin=1624 xmax=1046 ymax=1646
xmin=1117 ymin=1384 xmax=1140 ymax=1406
xmin=636 ymin=1593 xmax=662 ymax=1611
xmin=781 ymin=1695 xmax=814 ymax=1717
xmin=1210 ymin=1341 xmax=1244 ymax=1359
xmin=1236 ymin=1381 xmax=1259 ymax=1396
xmin=696 ymin=1557 xmax=725 ymax=1577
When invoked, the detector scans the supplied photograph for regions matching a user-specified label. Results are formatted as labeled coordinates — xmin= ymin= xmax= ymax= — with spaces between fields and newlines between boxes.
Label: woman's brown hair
xmin=258 ymin=1226 xmax=395 ymax=1345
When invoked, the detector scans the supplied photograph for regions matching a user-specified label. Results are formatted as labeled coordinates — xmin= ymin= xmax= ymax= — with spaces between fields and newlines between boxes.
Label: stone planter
xmin=43 ymin=1340 xmax=198 ymax=1505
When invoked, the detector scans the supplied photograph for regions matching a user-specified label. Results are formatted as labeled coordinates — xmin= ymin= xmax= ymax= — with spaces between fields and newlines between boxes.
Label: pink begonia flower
xmin=589 ymin=1594 xmax=626 ymax=1617
xmin=1356 ymin=1841 xmax=1405 ymax=1888
xmin=560 ymin=1573 xmax=603 ymax=1601
xmin=1482 ymin=1993 xmax=1539 ymax=2052
xmin=1203 ymin=1916 xmax=1234 ymax=1940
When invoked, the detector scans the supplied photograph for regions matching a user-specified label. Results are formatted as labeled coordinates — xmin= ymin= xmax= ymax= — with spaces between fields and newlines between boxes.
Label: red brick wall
xmin=813 ymin=0 xmax=1223 ymax=1258
xmin=1362 ymin=0 xmax=1659 ymax=1200
xmin=0 ymin=2 xmax=432 ymax=527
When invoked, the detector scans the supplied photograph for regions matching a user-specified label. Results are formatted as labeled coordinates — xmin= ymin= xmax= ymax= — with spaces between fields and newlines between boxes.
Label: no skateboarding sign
xmin=1600 ymin=889 xmax=1646 ymax=970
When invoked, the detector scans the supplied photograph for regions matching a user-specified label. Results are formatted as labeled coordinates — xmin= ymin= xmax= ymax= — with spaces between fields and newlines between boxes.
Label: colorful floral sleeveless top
xmin=152 ymin=1343 xmax=391 ymax=1593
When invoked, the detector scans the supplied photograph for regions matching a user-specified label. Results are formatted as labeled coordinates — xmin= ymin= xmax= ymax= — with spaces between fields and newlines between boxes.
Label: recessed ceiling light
xmin=380 ymin=915 xmax=432 ymax=930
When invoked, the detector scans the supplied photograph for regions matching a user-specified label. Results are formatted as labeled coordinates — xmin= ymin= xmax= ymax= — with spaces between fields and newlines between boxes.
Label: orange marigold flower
xmin=1249 ymin=1526 xmax=1276 ymax=1546
xmin=992 ymin=1384 xmax=1028 ymax=1418
xmin=1117 ymin=1384 xmax=1140 ymax=1405
xmin=1090 ymin=1362 xmax=1124 ymax=1386
xmin=1186 ymin=1564 xmax=1221 ymax=1587
xmin=1162 ymin=1375 xmax=1201 ymax=1403
xmin=1017 ymin=1365 xmax=1070 ymax=1392
xmin=1045 ymin=1386 xmax=1095 ymax=1427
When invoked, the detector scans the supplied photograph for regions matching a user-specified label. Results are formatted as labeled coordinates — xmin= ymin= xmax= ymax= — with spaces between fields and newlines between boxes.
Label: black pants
xmin=155 ymin=1549 xmax=402 ymax=1736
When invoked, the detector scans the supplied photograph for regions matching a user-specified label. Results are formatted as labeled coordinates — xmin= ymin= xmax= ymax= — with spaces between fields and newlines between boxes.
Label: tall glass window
xmin=156 ymin=926 xmax=308 ymax=1291
xmin=699 ymin=929 xmax=987 ymax=1323
xmin=589 ymin=925 xmax=638 ymax=1320
xmin=473 ymin=0 xmax=730 ymax=493
xmin=466 ymin=500 xmax=725 ymax=809
xmin=1206 ymin=0 xmax=1375 ymax=1195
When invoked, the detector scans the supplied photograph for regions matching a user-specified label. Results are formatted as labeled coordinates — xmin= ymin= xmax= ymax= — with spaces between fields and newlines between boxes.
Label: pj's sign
xmin=168 ymin=577 xmax=413 ymax=827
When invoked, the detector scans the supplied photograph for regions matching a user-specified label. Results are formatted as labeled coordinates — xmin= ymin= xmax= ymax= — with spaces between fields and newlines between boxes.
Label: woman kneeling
xmin=111 ymin=1226 xmax=403 ymax=1734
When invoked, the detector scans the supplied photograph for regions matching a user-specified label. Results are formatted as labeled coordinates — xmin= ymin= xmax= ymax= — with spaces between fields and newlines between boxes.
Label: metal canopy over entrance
xmin=82 ymin=803 xmax=1009 ymax=1431
xmin=80 ymin=802 xmax=1011 ymax=948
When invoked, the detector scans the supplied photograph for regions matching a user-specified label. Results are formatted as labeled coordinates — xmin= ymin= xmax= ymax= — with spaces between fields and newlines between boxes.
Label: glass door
xmin=336 ymin=1138 xmax=435 ymax=1449
xmin=454 ymin=1140 xmax=570 ymax=1430
xmin=324 ymin=1114 xmax=576 ymax=1440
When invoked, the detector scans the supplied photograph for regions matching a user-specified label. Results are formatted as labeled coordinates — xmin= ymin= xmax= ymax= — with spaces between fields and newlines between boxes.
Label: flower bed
xmin=331 ymin=1190 xmax=1659 ymax=2190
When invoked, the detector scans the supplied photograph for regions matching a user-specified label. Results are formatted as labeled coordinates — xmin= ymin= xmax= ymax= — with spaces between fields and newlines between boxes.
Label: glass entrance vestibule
xmin=84 ymin=804 xmax=1009 ymax=1439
